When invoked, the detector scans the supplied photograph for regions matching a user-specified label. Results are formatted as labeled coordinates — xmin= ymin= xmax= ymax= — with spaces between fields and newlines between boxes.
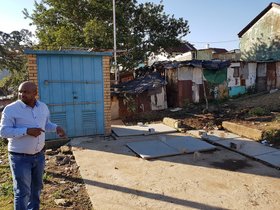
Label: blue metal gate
xmin=27 ymin=50 xmax=110 ymax=139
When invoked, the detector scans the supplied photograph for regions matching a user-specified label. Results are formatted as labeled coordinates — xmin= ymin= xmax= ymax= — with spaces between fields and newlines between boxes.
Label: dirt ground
xmin=41 ymin=147 xmax=93 ymax=209
xmin=72 ymin=134 xmax=280 ymax=210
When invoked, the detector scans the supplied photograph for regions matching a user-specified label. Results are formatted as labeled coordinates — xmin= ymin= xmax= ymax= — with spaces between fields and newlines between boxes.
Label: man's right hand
xmin=27 ymin=128 xmax=45 ymax=137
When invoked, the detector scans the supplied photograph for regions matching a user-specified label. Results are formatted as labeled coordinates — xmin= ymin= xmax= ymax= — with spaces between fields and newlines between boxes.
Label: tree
xmin=24 ymin=0 xmax=189 ymax=70
xmin=0 ymin=30 xmax=33 ymax=95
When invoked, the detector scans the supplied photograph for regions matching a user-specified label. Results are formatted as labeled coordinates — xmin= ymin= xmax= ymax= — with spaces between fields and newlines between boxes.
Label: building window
xmin=233 ymin=67 xmax=240 ymax=77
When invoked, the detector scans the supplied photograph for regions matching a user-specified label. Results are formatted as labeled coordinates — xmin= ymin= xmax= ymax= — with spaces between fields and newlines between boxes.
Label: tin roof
xmin=113 ymin=72 xmax=166 ymax=95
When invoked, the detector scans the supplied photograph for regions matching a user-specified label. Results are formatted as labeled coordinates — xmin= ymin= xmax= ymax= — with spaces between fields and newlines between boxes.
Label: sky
xmin=0 ymin=0 xmax=279 ymax=50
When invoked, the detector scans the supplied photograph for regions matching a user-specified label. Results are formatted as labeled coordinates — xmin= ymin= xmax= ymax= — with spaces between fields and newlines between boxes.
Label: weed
xmin=263 ymin=129 xmax=280 ymax=144
xmin=43 ymin=172 xmax=53 ymax=183
xmin=123 ymin=95 xmax=137 ymax=113
xmin=53 ymin=190 xmax=64 ymax=199
xmin=0 ymin=182 xmax=13 ymax=197
xmin=248 ymin=107 xmax=269 ymax=116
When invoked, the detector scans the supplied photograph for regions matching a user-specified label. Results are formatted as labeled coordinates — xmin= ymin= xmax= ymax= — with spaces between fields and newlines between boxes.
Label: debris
xmin=163 ymin=117 xmax=182 ymax=129
xmin=60 ymin=156 xmax=71 ymax=165
xmin=261 ymin=140 xmax=269 ymax=146
xmin=72 ymin=185 xmax=81 ymax=193
xmin=170 ymin=107 xmax=182 ymax=112
xmin=54 ymin=199 xmax=67 ymax=206
xmin=45 ymin=149 xmax=58 ymax=156
xmin=269 ymin=89 xmax=278 ymax=94
xmin=60 ymin=145 xmax=72 ymax=154
xmin=55 ymin=155 xmax=65 ymax=161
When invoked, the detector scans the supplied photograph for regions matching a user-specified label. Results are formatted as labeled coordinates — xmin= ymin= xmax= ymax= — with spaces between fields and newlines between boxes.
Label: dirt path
xmin=72 ymin=135 xmax=280 ymax=210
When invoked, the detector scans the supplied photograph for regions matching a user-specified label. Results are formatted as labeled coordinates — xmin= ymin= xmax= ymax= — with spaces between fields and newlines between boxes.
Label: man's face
xmin=18 ymin=83 xmax=37 ymax=105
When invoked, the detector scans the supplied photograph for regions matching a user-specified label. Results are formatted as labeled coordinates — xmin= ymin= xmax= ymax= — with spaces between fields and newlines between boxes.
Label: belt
xmin=9 ymin=148 xmax=45 ymax=156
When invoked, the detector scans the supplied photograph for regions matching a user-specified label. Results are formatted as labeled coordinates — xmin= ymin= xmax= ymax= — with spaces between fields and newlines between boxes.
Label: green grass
xmin=0 ymin=139 xmax=13 ymax=210
xmin=248 ymin=107 xmax=270 ymax=116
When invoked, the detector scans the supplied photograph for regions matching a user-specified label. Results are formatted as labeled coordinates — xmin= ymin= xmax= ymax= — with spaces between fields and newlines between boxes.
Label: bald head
xmin=18 ymin=81 xmax=37 ymax=107
xmin=19 ymin=81 xmax=37 ymax=92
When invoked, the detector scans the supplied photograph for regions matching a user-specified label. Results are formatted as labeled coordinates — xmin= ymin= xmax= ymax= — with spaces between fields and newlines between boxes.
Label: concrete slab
xmin=212 ymin=137 xmax=278 ymax=156
xmin=162 ymin=136 xmax=216 ymax=153
xmin=203 ymin=130 xmax=241 ymax=143
xmin=126 ymin=135 xmax=216 ymax=159
xmin=126 ymin=140 xmax=179 ymax=159
xmin=112 ymin=123 xmax=177 ymax=137
xmin=255 ymin=151 xmax=280 ymax=168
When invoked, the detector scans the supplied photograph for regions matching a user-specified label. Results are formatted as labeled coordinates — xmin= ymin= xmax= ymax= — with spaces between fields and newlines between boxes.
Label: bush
xmin=263 ymin=129 xmax=280 ymax=144
xmin=248 ymin=107 xmax=269 ymax=116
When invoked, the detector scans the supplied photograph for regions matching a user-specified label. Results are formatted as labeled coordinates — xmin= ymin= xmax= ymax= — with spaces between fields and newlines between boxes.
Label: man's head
xmin=18 ymin=81 xmax=37 ymax=106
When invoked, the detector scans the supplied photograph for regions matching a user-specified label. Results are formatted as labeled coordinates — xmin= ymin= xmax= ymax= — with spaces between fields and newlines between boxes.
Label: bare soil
xmin=41 ymin=148 xmax=93 ymax=210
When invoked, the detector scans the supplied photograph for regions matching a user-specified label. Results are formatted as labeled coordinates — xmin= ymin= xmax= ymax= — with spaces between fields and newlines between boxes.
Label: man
xmin=0 ymin=81 xmax=66 ymax=210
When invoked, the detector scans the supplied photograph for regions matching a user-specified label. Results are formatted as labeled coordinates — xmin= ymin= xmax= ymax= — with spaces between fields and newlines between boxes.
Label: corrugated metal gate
xmin=32 ymin=51 xmax=107 ymax=139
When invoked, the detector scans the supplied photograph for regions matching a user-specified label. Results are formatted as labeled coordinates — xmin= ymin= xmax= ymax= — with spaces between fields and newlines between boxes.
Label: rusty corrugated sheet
xmin=267 ymin=62 xmax=276 ymax=90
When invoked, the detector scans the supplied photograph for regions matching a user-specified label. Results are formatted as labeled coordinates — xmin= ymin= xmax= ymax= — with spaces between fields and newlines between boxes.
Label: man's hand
xmin=56 ymin=126 xmax=67 ymax=138
xmin=27 ymin=128 xmax=45 ymax=137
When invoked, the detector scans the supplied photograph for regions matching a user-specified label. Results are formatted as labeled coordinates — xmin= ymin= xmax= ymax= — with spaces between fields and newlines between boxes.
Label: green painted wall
xmin=240 ymin=7 xmax=280 ymax=61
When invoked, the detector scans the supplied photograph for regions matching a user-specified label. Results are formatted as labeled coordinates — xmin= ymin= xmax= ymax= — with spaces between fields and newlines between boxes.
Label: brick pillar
xmin=27 ymin=54 xmax=39 ymax=99
xmin=103 ymin=56 xmax=111 ymax=136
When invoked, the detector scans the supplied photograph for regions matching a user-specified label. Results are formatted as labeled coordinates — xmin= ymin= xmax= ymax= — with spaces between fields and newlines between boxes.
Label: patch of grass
xmin=53 ymin=189 xmax=64 ymax=199
xmin=43 ymin=172 xmax=53 ymax=183
xmin=263 ymin=129 xmax=280 ymax=144
xmin=248 ymin=107 xmax=270 ymax=116
xmin=0 ymin=182 xmax=13 ymax=197
xmin=0 ymin=138 xmax=13 ymax=210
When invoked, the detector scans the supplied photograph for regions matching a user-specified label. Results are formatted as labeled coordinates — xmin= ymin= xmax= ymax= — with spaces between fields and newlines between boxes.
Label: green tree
xmin=24 ymin=0 xmax=189 ymax=70
xmin=0 ymin=30 xmax=33 ymax=95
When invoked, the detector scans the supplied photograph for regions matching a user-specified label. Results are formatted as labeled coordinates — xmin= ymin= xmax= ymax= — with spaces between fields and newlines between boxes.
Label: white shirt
xmin=0 ymin=100 xmax=57 ymax=154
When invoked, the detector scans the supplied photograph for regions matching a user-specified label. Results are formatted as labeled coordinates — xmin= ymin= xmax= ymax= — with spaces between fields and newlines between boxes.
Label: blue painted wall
xmin=229 ymin=86 xmax=246 ymax=97
xmin=28 ymin=51 xmax=107 ymax=139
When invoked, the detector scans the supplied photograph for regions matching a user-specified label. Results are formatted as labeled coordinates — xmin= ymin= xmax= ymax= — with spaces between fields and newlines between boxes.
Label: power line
xmin=189 ymin=39 xmax=239 ymax=44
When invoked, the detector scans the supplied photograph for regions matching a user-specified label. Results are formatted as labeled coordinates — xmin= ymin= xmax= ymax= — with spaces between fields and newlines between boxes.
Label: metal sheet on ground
xmin=255 ymin=151 xmax=280 ymax=168
xmin=112 ymin=123 xmax=177 ymax=137
xmin=126 ymin=140 xmax=179 ymax=159
xmin=163 ymin=136 xmax=216 ymax=153
xmin=214 ymin=137 xmax=278 ymax=156
xmin=127 ymin=136 xmax=216 ymax=159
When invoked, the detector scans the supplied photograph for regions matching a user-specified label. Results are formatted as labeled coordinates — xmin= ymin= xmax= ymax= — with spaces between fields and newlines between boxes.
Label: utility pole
xmin=113 ymin=0 xmax=118 ymax=84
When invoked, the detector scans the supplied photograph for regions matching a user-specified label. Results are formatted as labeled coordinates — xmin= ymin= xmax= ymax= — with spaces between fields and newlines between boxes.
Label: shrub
xmin=248 ymin=107 xmax=269 ymax=116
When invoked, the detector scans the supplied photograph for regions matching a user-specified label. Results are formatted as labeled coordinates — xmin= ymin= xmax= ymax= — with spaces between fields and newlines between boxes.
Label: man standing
xmin=0 ymin=81 xmax=66 ymax=210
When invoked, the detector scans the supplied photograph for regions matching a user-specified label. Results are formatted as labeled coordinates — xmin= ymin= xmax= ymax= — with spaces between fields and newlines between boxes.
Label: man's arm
xmin=0 ymin=111 xmax=27 ymax=138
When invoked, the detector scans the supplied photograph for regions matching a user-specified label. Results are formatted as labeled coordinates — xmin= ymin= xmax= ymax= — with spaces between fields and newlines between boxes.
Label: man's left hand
xmin=56 ymin=126 xmax=67 ymax=138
